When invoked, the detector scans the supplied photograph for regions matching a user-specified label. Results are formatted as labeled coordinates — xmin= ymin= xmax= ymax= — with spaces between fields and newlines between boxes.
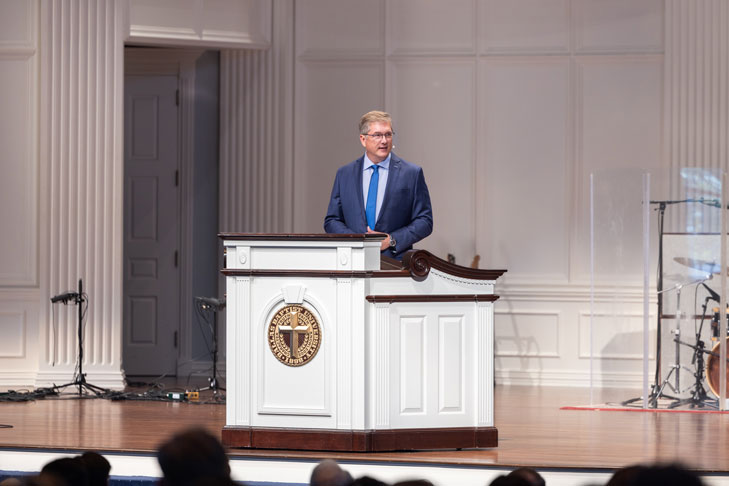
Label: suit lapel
xmin=354 ymin=156 xmax=367 ymax=226
xmin=377 ymin=153 xmax=400 ymax=227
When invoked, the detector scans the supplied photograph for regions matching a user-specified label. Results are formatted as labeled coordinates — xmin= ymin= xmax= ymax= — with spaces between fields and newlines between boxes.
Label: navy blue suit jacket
xmin=324 ymin=153 xmax=433 ymax=259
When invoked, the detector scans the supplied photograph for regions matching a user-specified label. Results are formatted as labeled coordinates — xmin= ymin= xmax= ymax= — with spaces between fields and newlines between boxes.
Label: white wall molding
xmin=0 ymin=0 xmax=39 ymax=287
xmin=0 ymin=0 xmax=37 ymax=51
xmin=495 ymin=369 xmax=646 ymax=388
xmin=572 ymin=0 xmax=664 ymax=54
xmin=127 ymin=0 xmax=272 ymax=49
xmin=34 ymin=369 xmax=126 ymax=390
xmin=386 ymin=0 xmax=477 ymax=57
xmin=494 ymin=310 xmax=561 ymax=359
xmin=0 ymin=0 xmax=40 ymax=383
xmin=0 ymin=371 xmax=40 ymax=387
xmin=499 ymin=282 xmax=655 ymax=303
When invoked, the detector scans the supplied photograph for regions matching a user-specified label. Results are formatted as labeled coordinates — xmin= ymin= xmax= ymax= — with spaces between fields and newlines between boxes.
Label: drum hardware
xmin=648 ymin=278 xmax=701 ymax=407
xmin=710 ymin=305 xmax=729 ymax=341
xmin=622 ymin=275 xmax=707 ymax=407
xmin=668 ymin=283 xmax=726 ymax=409
xmin=668 ymin=338 xmax=716 ymax=409
xmin=622 ymin=198 xmax=722 ymax=408
xmin=704 ymin=337 xmax=729 ymax=398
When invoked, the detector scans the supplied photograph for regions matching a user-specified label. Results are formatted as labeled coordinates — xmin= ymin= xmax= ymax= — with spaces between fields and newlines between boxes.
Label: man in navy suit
xmin=324 ymin=111 xmax=433 ymax=259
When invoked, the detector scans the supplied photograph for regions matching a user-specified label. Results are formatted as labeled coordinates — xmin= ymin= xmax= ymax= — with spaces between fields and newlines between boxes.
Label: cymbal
xmin=674 ymin=257 xmax=724 ymax=274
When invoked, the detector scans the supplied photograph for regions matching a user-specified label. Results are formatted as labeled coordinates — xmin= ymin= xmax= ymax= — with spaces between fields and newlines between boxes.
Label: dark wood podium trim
xmin=402 ymin=249 xmax=507 ymax=282
xmin=221 ymin=426 xmax=498 ymax=452
xmin=218 ymin=238 xmax=508 ymax=283
xmin=366 ymin=294 xmax=500 ymax=303
xmin=221 ymin=269 xmax=375 ymax=278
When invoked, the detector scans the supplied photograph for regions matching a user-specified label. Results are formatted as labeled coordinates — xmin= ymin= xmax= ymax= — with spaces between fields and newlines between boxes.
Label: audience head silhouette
xmin=350 ymin=476 xmax=388 ymax=486
xmin=157 ymin=428 xmax=233 ymax=486
xmin=620 ymin=463 xmax=703 ymax=486
xmin=38 ymin=457 xmax=89 ymax=486
xmin=606 ymin=465 xmax=648 ymax=486
xmin=506 ymin=468 xmax=544 ymax=486
xmin=79 ymin=452 xmax=111 ymax=486
xmin=310 ymin=459 xmax=353 ymax=486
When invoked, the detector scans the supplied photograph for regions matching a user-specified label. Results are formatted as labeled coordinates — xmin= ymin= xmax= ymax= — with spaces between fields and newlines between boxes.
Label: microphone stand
xmin=51 ymin=279 xmax=110 ymax=397
xmin=196 ymin=297 xmax=226 ymax=397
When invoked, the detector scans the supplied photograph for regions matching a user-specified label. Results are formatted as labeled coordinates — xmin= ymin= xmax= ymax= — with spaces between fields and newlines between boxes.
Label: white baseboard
xmin=34 ymin=369 xmax=126 ymax=390
xmin=495 ymin=369 xmax=647 ymax=389
xmin=0 ymin=370 xmax=41 ymax=388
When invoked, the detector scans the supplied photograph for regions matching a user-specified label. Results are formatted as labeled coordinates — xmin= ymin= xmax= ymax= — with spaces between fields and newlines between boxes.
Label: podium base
xmin=222 ymin=426 xmax=498 ymax=452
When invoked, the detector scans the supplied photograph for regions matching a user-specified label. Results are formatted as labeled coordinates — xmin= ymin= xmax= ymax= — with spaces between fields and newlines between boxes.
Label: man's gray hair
xmin=359 ymin=110 xmax=393 ymax=135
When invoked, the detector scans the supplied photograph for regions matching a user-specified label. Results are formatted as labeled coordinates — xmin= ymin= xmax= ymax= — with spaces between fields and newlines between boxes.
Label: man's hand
xmin=367 ymin=226 xmax=390 ymax=251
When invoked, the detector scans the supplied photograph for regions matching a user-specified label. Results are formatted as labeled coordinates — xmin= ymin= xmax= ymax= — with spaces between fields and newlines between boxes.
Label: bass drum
xmin=706 ymin=337 xmax=729 ymax=397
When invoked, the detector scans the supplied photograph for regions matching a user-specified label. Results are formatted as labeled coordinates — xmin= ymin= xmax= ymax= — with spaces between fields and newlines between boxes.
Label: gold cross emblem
xmin=268 ymin=304 xmax=322 ymax=367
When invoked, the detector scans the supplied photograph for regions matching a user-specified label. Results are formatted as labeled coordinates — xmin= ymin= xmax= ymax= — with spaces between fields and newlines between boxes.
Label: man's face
xmin=359 ymin=121 xmax=393 ymax=164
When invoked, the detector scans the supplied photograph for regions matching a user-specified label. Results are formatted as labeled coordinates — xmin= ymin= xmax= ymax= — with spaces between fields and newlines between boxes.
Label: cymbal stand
xmin=649 ymin=282 xmax=687 ymax=406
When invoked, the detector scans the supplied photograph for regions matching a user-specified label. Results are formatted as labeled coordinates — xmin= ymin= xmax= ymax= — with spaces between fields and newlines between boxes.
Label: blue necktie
xmin=365 ymin=165 xmax=379 ymax=230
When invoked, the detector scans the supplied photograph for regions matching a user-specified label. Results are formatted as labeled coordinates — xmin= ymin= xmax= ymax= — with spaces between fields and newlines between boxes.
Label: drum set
xmin=659 ymin=257 xmax=729 ymax=408
xmin=705 ymin=308 xmax=729 ymax=398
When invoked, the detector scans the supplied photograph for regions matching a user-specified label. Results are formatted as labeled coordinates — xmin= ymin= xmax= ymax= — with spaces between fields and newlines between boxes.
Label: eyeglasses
xmin=363 ymin=132 xmax=394 ymax=141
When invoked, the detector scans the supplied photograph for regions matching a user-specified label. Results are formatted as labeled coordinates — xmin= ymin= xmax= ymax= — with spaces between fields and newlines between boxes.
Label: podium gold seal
xmin=268 ymin=304 xmax=321 ymax=367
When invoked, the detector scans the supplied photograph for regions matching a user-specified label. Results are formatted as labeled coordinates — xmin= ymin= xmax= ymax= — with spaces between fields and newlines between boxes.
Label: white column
xmin=476 ymin=301 xmax=494 ymax=427
xmin=37 ymin=0 xmax=126 ymax=387
xmin=219 ymin=0 xmax=295 ymax=233
xmin=372 ymin=303 xmax=391 ymax=428
xmin=666 ymin=0 xmax=729 ymax=229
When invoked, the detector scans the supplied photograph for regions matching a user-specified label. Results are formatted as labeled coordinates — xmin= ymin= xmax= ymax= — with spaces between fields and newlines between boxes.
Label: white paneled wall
xmin=1 ymin=0 xmax=727 ymax=389
xmin=0 ymin=0 xmax=38 ymax=288
xmin=293 ymin=0 xmax=667 ymax=386
xmin=479 ymin=58 xmax=570 ymax=281
xmin=0 ymin=0 xmax=278 ymax=389
xmin=0 ymin=0 xmax=41 ymax=384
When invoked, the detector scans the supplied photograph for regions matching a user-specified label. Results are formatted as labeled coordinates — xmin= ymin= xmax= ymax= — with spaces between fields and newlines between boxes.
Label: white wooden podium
xmin=219 ymin=233 xmax=505 ymax=451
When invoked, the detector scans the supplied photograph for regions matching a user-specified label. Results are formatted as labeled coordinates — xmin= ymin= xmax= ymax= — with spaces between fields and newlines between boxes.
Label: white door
xmin=123 ymin=75 xmax=180 ymax=376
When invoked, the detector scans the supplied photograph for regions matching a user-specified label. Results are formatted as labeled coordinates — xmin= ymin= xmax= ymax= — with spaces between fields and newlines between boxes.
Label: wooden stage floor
xmin=1 ymin=384 xmax=729 ymax=484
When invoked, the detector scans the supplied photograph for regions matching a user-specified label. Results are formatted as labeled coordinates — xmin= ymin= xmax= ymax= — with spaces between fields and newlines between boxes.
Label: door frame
xmin=124 ymin=47 xmax=203 ymax=376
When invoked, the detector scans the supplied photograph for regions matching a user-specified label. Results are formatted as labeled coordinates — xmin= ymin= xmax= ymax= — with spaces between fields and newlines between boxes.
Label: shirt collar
xmin=363 ymin=152 xmax=391 ymax=171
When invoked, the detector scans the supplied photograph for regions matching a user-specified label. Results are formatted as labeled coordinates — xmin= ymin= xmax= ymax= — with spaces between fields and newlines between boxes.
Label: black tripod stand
xmin=195 ymin=296 xmax=226 ymax=397
xmin=668 ymin=291 xmax=718 ymax=409
xmin=50 ymin=279 xmax=110 ymax=397
xmin=622 ymin=201 xmax=680 ymax=407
